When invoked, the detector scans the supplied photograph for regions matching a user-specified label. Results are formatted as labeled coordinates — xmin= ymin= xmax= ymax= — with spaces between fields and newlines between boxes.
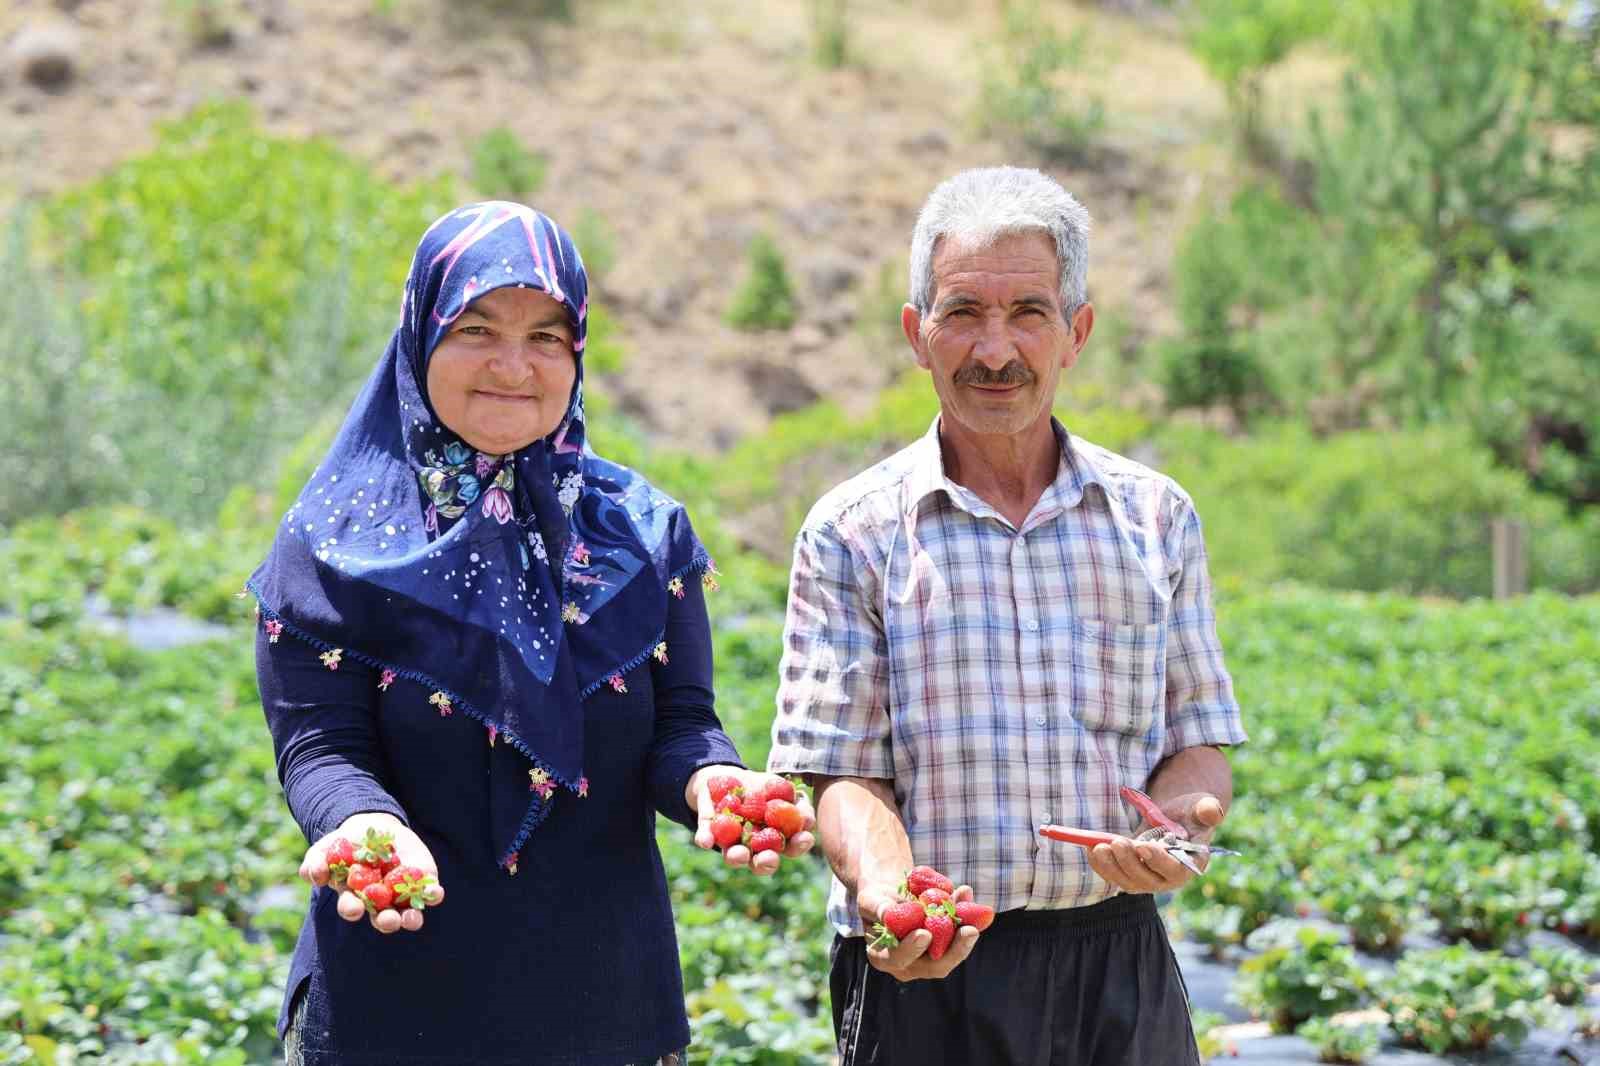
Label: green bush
xmin=1528 ymin=945 xmax=1594 ymax=1007
xmin=1234 ymin=927 xmax=1371 ymax=1033
xmin=469 ymin=126 xmax=547 ymax=202
xmin=1380 ymin=945 xmax=1552 ymax=1054
xmin=1154 ymin=422 xmax=1600 ymax=596
xmin=809 ymin=0 xmax=849 ymax=69
xmin=726 ymin=233 xmax=797 ymax=332
xmin=25 ymin=101 xmax=453 ymax=524
xmin=978 ymin=2 xmax=1105 ymax=160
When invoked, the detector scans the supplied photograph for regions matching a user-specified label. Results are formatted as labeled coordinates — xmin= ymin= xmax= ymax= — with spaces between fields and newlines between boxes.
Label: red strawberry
xmin=764 ymin=799 xmax=806 ymax=838
xmin=924 ymin=906 xmax=956 ymax=960
xmin=324 ymin=838 xmax=356 ymax=886
xmin=761 ymin=777 xmax=797 ymax=804
xmin=361 ymin=881 xmax=395 ymax=913
xmin=905 ymin=866 xmax=954 ymax=897
xmin=388 ymin=866 xmax=435 ymax=909
xmin=711 ymin=813 xmax=745 ymax=849
xmin=882 ymin=899 xmax=926 ymax=941
xmin=737 ymin=790 xmax=768 ymax=825
xmin=707 ymin=774 xmax=743 ymax=808
xmin=919 ymin=887 xmax=952 ymax=907
xmin=953 ymin=901 xmax=995 ymax=932
xmin=346 ymin=863 xmax=381 ymax=894
xmin=353 ymin=827 xmax=397 ymax=870
xmin=748 ymin=827 xmax=786 ymax=854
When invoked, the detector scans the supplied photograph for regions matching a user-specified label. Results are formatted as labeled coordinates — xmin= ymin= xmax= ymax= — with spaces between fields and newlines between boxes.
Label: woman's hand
xmin=299 ymin=812 xmax=445 ymax=934
xmin=687 ymin=766 xmax=816 ymax=876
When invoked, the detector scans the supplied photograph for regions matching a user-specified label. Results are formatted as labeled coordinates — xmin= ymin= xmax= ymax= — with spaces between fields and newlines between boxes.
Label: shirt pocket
xmin=1066 ymin=616 xmax=1166 ymax=737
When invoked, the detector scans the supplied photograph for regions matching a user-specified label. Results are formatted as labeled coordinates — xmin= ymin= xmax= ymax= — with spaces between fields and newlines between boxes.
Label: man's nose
xmin=970 ymin=314 xmax=1016 ymax=368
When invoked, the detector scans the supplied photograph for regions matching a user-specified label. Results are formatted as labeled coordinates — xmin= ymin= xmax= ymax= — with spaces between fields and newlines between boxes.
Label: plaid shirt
xmin=767 ymin=418 xmax=1247 ymax=936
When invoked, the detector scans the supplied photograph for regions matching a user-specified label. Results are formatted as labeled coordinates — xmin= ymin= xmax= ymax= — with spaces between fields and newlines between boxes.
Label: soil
xmin=0 ymin=0 xmax=1246 ymax=456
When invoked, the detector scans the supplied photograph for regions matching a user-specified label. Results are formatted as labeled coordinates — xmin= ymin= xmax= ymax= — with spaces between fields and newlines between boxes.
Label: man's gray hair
xmin=908 ymin=166 xmax=1091 ymax=316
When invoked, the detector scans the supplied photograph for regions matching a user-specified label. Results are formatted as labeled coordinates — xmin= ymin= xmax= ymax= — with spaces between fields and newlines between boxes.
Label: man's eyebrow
xmin=1013 ymin=294 xmax=1057 ymax=311
xmin=934 ymin=294 xmax=982 ymax=313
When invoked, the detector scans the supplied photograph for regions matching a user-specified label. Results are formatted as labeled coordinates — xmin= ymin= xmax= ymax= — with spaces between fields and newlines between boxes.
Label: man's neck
xmin=937 ymin=416 xmax=1060 ymax=529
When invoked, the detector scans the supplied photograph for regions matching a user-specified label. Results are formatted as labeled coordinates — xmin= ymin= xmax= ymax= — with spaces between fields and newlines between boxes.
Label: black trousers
xmin=830 ymin=894 xmax=1200 ymax=1066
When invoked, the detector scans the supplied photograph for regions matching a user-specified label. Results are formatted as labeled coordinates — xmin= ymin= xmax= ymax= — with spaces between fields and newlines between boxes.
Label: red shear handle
xmin=1038 ymin=825 xmax=1125 ymax=848
xmin=1119 ymin=786 xmax=1188 ymax=838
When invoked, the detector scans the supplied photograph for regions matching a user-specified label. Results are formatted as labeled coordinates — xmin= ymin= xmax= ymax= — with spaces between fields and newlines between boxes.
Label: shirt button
xmin=1023 ymin=618 xmax=1039 ymax=632
xmin=1035 ymin=714 xmax=1047 ymax=726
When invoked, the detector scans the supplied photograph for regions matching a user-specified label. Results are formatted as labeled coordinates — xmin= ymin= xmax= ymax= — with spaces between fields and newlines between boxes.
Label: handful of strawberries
xmin=870 ymin=865 xmax=995 ymax=960
xmin=324 ymin=827 xmax=440 ymax=917
xmin=706 ymin=774 xmax=808 ymax=855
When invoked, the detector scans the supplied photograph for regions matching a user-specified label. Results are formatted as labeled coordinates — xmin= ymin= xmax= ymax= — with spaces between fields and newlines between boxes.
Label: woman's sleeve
xmin=645 ymin=572 xmax=743 ymax=831
xmin=255 ymin=625 xmax=409 ymax=843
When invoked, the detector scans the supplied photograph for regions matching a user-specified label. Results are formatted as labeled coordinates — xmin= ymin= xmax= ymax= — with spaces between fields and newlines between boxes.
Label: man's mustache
xmin=953 ymin=361 xmax=1034 ymax=387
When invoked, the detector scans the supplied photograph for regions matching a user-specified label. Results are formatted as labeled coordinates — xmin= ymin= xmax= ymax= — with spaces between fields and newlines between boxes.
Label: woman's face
xmin=425 ymin=286 xmax=578 ymax=455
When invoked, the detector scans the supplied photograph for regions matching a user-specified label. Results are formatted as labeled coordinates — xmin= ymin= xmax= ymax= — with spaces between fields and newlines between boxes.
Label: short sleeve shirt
xmin=767 ymin=418 xmax=1248 ymax=936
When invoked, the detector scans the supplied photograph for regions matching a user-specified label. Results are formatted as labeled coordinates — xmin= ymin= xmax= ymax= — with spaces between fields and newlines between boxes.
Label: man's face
xmin=902 ymin=230 xmax=1092 ymax=439
xmin=425 ymin=286 xmax=577 ymax=455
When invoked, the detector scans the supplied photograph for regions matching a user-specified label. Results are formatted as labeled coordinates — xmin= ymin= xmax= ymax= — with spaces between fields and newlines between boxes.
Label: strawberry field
xmin=3 ymin=513 xmax=1596 ymax=1063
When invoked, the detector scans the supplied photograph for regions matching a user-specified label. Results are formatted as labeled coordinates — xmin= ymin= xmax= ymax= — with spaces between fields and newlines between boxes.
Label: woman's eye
xmin=457 ymin=325 xmax=490 ymax=336
xmin=532 ymin=332 xmax=567 ymax=345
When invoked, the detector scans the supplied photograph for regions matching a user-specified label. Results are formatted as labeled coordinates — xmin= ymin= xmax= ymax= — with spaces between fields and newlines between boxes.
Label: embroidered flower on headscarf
xmin=264 ymin=618 xmax=283 ymax=643
xmin=456 ymin=474 xmax=481 ymax=504
xmin=528 ymin=767 xmax=555 ymax=799
xmin=320 ymin=648 xmax=343 ymax=670
xmin=608 ymin=673 xmax=627 ymax=694
xmin=577 ymin=777 xmax=589 ymax=798
xmin=653 ymin=642 xmax=669 ymax=664
xmin=562 ymin=602 xmax=581 ymax=623
xmin=487 ymin=723 xmax=499 ymax=747
xmin=429 ymin=691 xmax=454 ymax=716
xmin=443 ymin=442 xmax=473 ymax=466
xmin=505 ymin=851 xmax=519 ymax=876
xmin=557 ymin=471 xmax=584 ymax=514
xmin=475 ymin=454 xmax=497 ymax=479
xmin=379 ymin=669 xmax=397 ymax=691
xmin=571 ymin=541 xmax=590 ymax=566
xmin=481 ymin=486 xmax=513 ymax=524
xmin=702 ymin=570 xmax=720 ymax=593
xmin=528 ymin=531 xmax=547 ymax=562
xmin=667 ymin=577 xmax=685 ymax=599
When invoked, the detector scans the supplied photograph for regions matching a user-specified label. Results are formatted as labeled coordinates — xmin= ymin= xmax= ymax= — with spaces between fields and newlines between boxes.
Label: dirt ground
xmin=2 ymin=0 xmax=1273 ymax=455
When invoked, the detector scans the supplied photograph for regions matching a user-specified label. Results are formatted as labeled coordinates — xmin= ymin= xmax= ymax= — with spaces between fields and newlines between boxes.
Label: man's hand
xmin=688 ymin=766 xmax=816 ymax=876
xmin=299 ymin=812 xmax=444 ymax=934
xmin=859 ymin=883 xmax=980 ymax=982
xmin=1086 ymin=791 xmax=1225 ymax=895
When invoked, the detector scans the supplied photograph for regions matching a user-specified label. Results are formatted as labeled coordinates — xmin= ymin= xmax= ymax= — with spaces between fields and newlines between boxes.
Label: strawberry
xmin=905 ymin=866 xmax=954 ymax=898
xmin=748 ymin=827 xmax=786 ymax=854
xmin=707 ymin=774 xmax=743 ymax=808
xmin=953 ymin=901 xmax=995 ymax=932
xmin=346 ymin=862 xmax=382 ymax=895
xmin=388 ymin=866 xmax=436 ymax=909
xmin=361 ymin=881 xmax=395 ymax=913
xmin=764 ymin=799 xmax=806 ymax=838
xmin=882 ymin=899 xmax=927 ymax=941
xmin=924 ymin=905 xmax=956 ymax=960
xmin=324 ymin=838 xmax=356 ymax=886
xmin=919 ymin=888 xmax=952 ymax=907
xmin=711 ymin=813 xmax=745 ymax=849
xmin=353 ymin=827 xmax=397 ymax=871
xmin=736 ymin=790 xmax=768 ymax=825
xmin=761 ymin=777 xmax=797 ymax=805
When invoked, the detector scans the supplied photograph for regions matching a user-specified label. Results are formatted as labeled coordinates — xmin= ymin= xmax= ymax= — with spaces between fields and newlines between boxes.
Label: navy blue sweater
xmin=255 ymin=576 xmax=741 ymax=1065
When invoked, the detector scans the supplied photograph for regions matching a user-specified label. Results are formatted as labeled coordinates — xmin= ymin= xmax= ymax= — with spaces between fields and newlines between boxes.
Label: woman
xmin=251 ymin=201 xmax=813 ymax=1065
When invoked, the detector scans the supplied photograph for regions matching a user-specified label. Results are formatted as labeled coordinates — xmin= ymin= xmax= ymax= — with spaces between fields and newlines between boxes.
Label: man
xmin=767 ymin=167 xmax=1248 ymax=1065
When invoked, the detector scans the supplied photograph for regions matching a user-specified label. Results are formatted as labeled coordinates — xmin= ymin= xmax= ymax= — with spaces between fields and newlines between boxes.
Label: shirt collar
xmin=905 ymin=414 xmax=1106 ymax=523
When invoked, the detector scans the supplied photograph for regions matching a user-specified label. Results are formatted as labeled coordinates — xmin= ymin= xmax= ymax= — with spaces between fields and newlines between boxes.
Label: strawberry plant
xmin=1528 ymin=945 xmax=1594 ymax=1007
xmin=1380 ymin=945 xmax=1553 ymax=1054
xmin=1233 ymin=927 xmax=1371 ymax=1033
xmin=1297 ymin=1018 xmax=1379 ymax=1065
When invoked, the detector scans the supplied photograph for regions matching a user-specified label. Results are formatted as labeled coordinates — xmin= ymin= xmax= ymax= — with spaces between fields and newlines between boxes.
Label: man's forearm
xmin=811 ymin=774 xmax=914 ymax=896
xmin=1145 ymin=744 xmax=1232 ymax=814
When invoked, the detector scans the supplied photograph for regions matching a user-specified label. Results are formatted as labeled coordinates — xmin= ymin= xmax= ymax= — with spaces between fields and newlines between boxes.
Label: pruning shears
xmin=1037 ymin=786 xmax=1242 ymax=877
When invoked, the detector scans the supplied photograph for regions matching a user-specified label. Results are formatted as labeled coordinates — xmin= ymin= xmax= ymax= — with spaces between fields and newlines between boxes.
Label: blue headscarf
xmin=250 ymin=202 xmax=711 ymax=867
